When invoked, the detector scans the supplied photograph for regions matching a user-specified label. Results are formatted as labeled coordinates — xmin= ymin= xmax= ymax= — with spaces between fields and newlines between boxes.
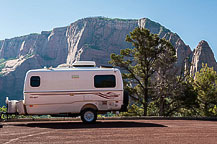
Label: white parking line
xmin=3 ymin=130 xmax=57 ymax=144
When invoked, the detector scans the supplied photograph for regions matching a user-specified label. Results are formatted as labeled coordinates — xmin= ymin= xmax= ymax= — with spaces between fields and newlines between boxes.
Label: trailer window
xmin=30 ymin=76 xmax=40 ymax=87
xmin=94 ymin=75 xmax=116 ymax=88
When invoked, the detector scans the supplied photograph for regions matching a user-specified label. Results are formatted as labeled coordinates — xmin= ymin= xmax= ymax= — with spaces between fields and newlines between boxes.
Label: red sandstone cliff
xmin=0 ymin=17 xmax=216 ymax=105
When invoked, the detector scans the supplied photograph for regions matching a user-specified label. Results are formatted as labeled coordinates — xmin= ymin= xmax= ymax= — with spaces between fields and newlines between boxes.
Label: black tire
xmin=81 ymin=108 xmax=97 ymax=123
xmin=120 ymin=90 xmax=129 ymax=112
xmin=124 ymin=90 xmax=129 ymax=106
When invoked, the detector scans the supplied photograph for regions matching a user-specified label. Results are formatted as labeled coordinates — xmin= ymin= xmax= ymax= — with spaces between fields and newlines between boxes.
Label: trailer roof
xmin=27 ymin=67 xmax=119 ymax=73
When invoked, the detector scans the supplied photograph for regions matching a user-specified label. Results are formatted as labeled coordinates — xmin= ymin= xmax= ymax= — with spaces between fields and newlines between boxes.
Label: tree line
xmin=110 ymin=27 xmax=217 ymax=117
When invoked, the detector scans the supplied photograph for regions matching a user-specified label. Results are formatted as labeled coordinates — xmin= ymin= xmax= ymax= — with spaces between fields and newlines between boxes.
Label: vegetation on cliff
xmin=111 ymin=27 xmax=217 ymax=117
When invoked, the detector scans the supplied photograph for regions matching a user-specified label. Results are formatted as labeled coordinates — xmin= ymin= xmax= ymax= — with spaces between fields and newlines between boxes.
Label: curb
xmin=2 ymin=116 xmax=217 ymax=123
xmin=100 ymin=116 xmax=217 ymax=121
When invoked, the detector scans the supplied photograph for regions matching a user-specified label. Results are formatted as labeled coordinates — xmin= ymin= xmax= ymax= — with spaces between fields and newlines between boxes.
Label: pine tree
xmin=110 ymin=27 xmax=176 ymax=116
xmin=194 ymin=64 xmax=217 ymax=116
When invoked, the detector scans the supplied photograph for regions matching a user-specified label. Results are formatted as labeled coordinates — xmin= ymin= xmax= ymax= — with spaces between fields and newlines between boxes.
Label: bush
xmin=119 ymin=104 xmax=144 ymax=116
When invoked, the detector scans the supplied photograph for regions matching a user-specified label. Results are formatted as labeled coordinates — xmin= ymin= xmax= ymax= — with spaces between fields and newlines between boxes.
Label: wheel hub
xmin=84 ymin=111 xmax=94 ymax=122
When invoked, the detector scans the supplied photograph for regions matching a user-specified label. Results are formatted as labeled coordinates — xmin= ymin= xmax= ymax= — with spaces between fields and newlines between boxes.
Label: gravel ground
xmin=0 ymin=119 xmax=217 ymax=144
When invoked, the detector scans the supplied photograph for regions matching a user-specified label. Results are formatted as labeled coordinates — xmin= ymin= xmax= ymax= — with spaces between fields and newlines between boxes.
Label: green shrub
xmin=119 ymin=104 xmax=144 ymax=116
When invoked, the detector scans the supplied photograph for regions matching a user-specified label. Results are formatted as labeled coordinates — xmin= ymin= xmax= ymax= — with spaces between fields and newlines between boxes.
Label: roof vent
xmin=72 ymin=61 xmax=96 ymax=67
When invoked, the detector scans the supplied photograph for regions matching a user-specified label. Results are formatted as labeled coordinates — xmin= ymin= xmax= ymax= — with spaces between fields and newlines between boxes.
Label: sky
xmin=0 ymin=0 xmax=217 ymax=57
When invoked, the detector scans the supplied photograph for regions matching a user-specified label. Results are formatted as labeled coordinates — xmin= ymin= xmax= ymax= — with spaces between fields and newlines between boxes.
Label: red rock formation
xmin=0 ymin=17 xmax=216 ymax=105
xmin=139 ymin=18 xmax=192 ymax=72
xmin=190 ymin=40 xmax=217 ymax=75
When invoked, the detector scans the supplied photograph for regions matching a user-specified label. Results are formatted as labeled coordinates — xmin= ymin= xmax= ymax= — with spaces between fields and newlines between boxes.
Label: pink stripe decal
xmin=30 ymin=92 xmax=120 ymax=99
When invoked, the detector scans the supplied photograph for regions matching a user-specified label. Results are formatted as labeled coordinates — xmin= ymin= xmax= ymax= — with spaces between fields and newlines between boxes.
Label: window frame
xmin=94 ymin=74 xmax=116 ymax=88
xmin=30 ymin=76 xmax=40 ymax=87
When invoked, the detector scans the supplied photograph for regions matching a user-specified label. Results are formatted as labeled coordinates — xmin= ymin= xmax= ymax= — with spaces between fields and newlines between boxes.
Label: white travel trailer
xmin=5 ymin=61 xmax=128 ymax=123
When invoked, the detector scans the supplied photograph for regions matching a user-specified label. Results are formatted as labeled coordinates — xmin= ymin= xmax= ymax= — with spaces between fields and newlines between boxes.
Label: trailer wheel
xmin=81 ymin=108 xmax=97 ymax=123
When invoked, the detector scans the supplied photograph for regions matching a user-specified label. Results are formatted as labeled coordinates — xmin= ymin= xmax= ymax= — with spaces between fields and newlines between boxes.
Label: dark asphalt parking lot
xmin=0 ymin=119 xmax=217 ymax=144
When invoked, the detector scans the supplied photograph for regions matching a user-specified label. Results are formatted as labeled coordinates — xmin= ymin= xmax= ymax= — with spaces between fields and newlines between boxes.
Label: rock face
xmin=66 ymin=18 xmax=138 ymax=65
xmin=190 ymin=40 xmax=217 ymax=75
xmin=0 ymin=28 xmax=69 ymax=104
xmin=138 ymin=18 xmax=192 ymax=69
xmin=0 ymin=17 xmax=216 ymax=105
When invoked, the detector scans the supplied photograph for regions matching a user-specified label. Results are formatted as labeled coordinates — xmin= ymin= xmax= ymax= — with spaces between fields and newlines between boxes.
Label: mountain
xmin=190 ymin=40 xmax=217 ymax=75
xmin=0 ymin=17 xmax=216 ymax=105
